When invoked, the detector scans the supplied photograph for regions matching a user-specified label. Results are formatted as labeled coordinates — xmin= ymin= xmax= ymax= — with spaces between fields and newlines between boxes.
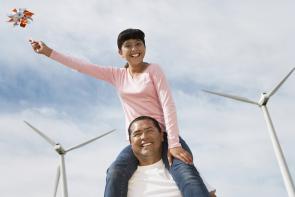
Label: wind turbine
xmin=24 ymin=121 xmax=115 ymax=197
xmin=203 ymin=67 xmax=295 ymax=197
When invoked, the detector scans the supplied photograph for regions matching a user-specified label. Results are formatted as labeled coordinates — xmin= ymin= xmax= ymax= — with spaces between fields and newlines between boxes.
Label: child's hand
xmin=209 ymin=190 xmax=217 ymax=197
xmin=168 ymin=146 xmax=193 ymax=166
xmin=29 ymin=39 xmax=53 ymax=57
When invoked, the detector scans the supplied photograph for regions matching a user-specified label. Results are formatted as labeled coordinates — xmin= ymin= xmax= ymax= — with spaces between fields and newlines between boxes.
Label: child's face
xmin=119 ymin=39 xmax=146 ymax=66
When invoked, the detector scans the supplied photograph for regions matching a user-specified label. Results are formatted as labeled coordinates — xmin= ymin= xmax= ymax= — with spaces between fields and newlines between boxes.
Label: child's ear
xmin=118 ymin=49 xmax=122 ymax=56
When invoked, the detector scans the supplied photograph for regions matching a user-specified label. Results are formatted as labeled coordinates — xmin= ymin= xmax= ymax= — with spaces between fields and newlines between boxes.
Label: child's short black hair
xmin=117 ymin=28 xmax=145 ymax=49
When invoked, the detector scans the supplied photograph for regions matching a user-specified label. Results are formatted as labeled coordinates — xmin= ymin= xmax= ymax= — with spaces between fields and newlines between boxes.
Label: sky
xmin=1 ymin=0 xmax=295 ymax=196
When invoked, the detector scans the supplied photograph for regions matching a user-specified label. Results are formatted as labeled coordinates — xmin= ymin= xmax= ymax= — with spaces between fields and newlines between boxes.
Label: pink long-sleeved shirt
xmin=50 ymin=50 xmax=181 ymax=148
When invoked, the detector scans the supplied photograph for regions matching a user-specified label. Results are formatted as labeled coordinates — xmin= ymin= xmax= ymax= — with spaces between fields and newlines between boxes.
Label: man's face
xmin=129 ymin=119 xmax=163 ymax=165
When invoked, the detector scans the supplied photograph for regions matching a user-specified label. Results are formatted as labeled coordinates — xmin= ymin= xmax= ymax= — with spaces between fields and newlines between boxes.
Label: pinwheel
xmin=7 ymin=8 xmax=34 ymax=28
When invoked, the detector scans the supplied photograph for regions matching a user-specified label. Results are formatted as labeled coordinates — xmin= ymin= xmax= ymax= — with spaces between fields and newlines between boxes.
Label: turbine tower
xmin=203 ymin=67 xmax=295 ymax=197
xmin=24 ymin=121 xmax=115 ymax=197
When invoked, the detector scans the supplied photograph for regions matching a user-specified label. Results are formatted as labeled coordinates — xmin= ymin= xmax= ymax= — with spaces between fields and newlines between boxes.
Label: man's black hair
xmin=117 ymin=28 xmax=145 ymax=49
xmin=128 ymin=116 xmax=161 ymax=139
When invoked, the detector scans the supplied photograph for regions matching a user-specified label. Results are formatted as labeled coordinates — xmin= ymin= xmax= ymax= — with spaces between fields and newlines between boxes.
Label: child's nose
xmin=131 ymin=46 xmax=137 ymax=51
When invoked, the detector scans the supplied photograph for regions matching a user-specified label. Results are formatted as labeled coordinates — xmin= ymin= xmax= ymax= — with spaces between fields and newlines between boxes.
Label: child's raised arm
xmin=28 ymin=39 xmax=118 ymax=85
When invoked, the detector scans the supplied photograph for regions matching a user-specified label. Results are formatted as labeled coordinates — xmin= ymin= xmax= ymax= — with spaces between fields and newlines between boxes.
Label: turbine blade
xmin=53 ymin=166 xmax=60 ymax=197
xmin=65 ymin=129 xmax=116 ymax=153
xmin=203 ymin=89 xmax=259 ymax=105
xmin=24 ymin=121 xmax=56 ymax=146
xmin=268 ymin=67 xmax=295 ymax=98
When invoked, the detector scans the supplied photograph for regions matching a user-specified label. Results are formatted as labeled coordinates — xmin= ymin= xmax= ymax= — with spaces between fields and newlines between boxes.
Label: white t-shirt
xmin=127 ymin=160 xmax=182 ymax=197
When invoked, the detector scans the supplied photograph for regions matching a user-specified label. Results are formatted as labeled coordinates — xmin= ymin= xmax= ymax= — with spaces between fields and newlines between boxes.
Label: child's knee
xmin=107 ymin=167 xmax=125 ymax=179
xmin=171 ymin=160 xmax=200 ymax=179
xmin=106 ymin=161 xmax=136 ymax=180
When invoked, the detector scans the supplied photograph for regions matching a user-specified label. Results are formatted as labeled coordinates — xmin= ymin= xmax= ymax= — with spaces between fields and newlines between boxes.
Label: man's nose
xmin=140 ymin=131 xmax=147 ymax=139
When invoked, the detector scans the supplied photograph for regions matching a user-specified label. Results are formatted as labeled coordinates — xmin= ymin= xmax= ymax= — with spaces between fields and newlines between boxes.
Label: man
xmin=127 ymin=116 xmax=217 ymax=197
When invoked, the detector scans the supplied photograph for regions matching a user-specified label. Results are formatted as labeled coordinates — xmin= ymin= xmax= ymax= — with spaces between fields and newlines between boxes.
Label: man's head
xmin=128 ymin=116 xmax=164 ymax=166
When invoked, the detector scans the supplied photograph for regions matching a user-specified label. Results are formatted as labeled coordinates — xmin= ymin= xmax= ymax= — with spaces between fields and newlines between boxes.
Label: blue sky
xmin=1 ymin=0 xmax=295 ymax=196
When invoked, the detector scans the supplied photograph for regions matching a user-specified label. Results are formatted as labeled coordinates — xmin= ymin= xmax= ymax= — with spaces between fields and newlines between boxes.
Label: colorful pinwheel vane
xmin=7 ymin=8 xmax=34 ymax=28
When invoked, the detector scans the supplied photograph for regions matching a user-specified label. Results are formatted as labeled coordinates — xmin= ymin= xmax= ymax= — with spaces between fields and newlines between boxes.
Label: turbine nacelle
xmin=258 ymin=92 xmax=269 ymax=106
xmin=54 ymin=144 xmax=66 ymax=155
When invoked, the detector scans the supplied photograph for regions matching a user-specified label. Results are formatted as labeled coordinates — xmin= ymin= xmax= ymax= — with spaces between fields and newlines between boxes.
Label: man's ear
xmin=160 ymin=131 xmax=164 ymax=142
xmin=129 ymin=134 xmax=133 ymax=144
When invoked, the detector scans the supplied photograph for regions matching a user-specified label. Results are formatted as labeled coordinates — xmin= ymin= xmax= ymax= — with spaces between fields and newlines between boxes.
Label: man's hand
xmin=168 ymin=146 xmax=193 ymax=166
xmin=29 ymin=40 xmax=53 ymax=57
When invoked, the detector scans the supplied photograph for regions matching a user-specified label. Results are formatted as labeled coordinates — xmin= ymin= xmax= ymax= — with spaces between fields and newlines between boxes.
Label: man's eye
xmin=146 ymin=129 xmax=154 ymax=133
xmin=133 ymin=133 xmax=140 ymax=137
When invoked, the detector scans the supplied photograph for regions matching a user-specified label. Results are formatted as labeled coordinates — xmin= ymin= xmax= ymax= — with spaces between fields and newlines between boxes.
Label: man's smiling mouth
xmin=141 ymin=142 xmax=152 ymax=147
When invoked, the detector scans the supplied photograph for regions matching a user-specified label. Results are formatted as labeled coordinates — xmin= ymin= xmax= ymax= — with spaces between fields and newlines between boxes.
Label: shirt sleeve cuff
xmin=168 ymin=140 xmax=181 ymax=149
xmin=49 ymin=50 xmax=57 ymax=58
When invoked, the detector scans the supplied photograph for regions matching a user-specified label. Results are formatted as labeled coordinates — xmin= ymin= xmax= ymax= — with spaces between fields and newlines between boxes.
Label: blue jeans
xmin=104 ymin=133 xmax=210 ymax=197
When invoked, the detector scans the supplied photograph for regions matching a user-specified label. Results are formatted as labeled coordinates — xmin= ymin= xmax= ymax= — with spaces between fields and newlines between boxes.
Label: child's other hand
xmin=209 ymin=190 xmax=217 ymax=197
xmin=29 ymin=39 xmax=53 ymax=57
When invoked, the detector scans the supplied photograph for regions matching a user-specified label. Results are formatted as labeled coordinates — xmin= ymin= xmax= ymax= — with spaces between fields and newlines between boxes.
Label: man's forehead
xmin=131 ymin=119 xmax=155 ymax=132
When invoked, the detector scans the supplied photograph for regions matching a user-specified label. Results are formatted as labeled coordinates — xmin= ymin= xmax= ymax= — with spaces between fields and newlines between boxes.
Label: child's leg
xmin=104 ymin=145 xmax=138 ymax=197
xmin=162 ymin=133 xmax=210 ymax=197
